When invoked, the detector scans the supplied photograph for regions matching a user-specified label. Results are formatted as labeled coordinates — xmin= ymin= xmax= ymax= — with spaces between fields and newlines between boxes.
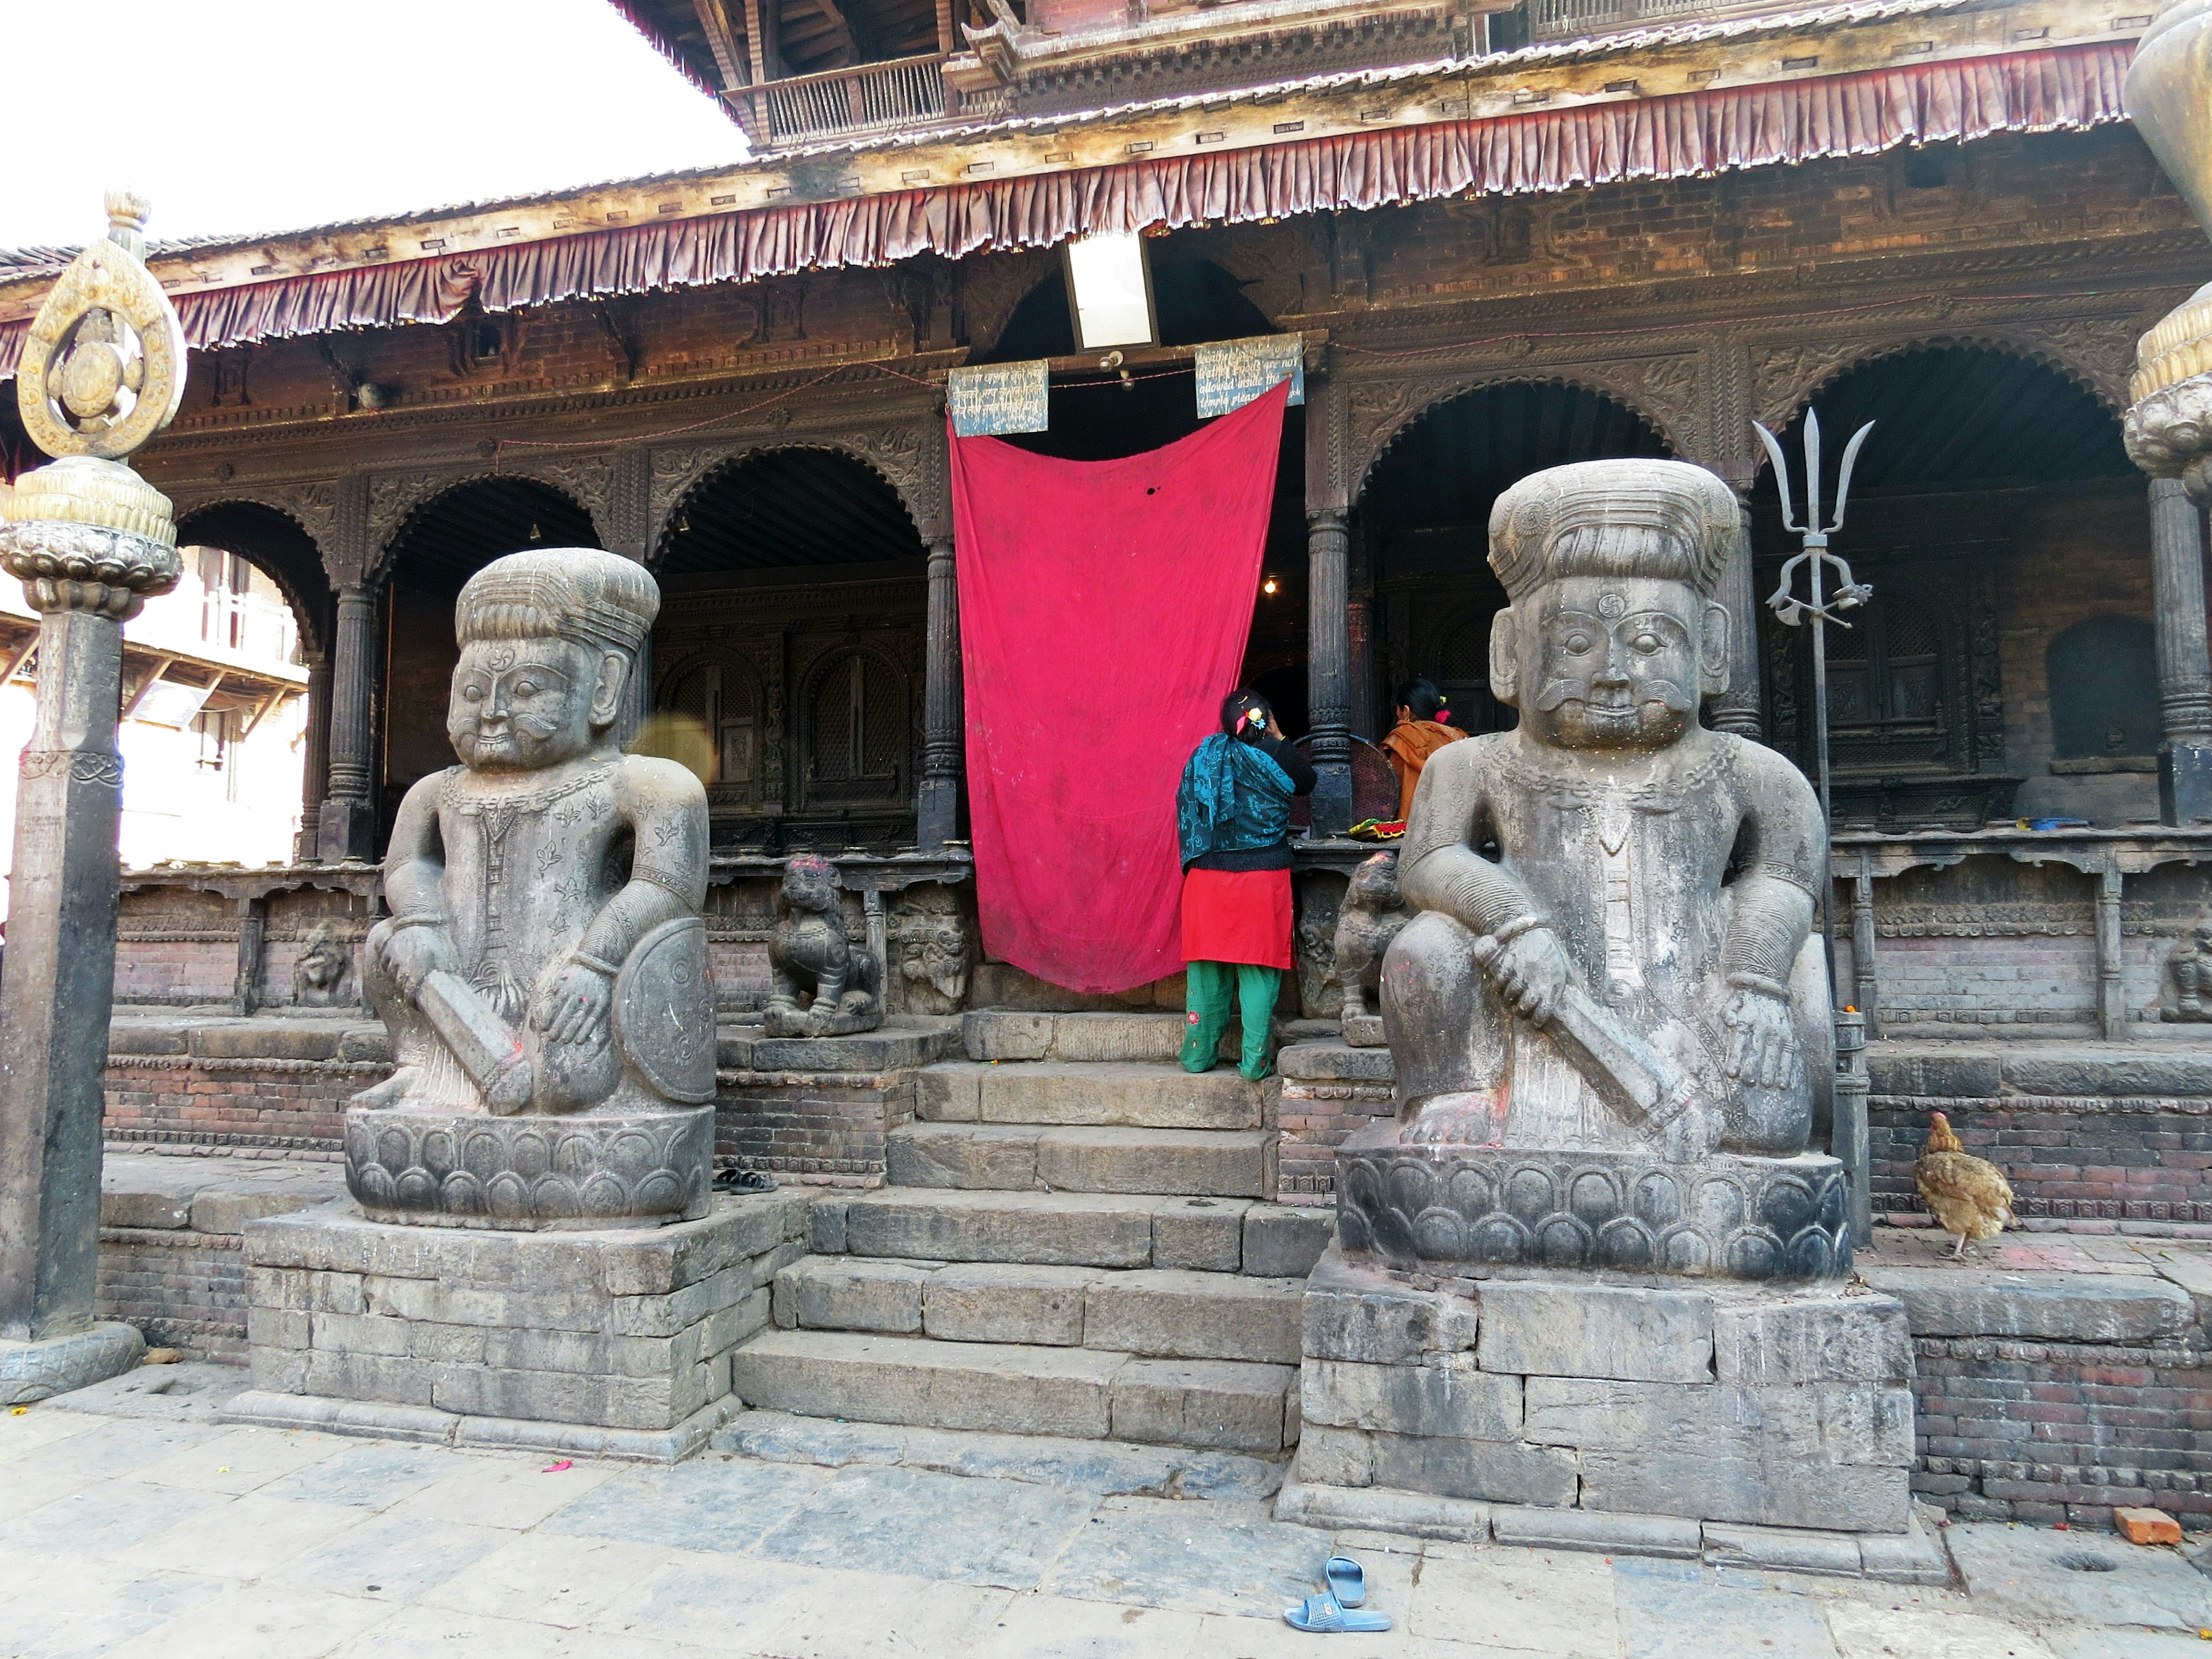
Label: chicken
xmin=1916 ymin=1111 xmax=2016 ymax=1258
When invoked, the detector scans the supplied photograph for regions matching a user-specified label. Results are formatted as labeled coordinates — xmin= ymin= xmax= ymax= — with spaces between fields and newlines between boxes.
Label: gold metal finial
xmin=13 ymin=196 xmax=185 ymax=464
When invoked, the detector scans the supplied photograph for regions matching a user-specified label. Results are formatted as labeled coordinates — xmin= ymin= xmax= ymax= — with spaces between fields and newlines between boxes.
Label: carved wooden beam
xmin=692 ymin=0 xmax=753 ymax=87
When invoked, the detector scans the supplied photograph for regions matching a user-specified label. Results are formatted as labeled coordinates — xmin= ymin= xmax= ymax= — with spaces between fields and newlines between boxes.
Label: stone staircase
xmin=726 ymin=1010 xmax=1333 ymax=1492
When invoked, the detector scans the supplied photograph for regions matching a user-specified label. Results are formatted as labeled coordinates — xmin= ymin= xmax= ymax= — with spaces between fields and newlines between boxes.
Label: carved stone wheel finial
xmin=13 ymin=193 xmax=186 ymax=464
xmin=1 ymin=196 xmax=185 ymax=613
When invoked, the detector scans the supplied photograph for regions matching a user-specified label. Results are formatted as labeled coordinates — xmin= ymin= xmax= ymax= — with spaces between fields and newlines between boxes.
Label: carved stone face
xmin=448 ymin=638 xmax=611 ymax=772
xmin=781 ymin=855 xmax=839 ymax=913
xmin=1501 ymin=575 xmax=1725 ymax=753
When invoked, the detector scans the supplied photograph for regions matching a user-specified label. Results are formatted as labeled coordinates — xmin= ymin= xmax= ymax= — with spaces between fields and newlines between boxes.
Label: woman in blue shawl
xmin=1176 ymin=690 xmax=1315 ymax=1081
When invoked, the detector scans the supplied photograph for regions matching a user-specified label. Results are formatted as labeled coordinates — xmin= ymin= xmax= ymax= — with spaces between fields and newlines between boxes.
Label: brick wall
xmin=716 ymin=1072 xmax=915 ymax=1183
xmin=104 ymin=1057 xmax=378 ymax=1153
xmin=97 ymin=1230 xmax=251 ymax=1360
xmin=1872 ymin=1097 xmax=2212 ymax=1230
xmin=1912 ymin=1332 xmax=2212 ymax=1529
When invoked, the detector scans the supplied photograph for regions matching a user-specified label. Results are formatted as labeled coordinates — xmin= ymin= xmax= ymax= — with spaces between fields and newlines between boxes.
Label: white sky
xmin=2 ymin=1 xmax=747 ymax=252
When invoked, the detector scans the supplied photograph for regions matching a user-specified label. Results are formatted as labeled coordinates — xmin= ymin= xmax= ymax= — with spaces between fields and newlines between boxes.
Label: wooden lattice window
xmin=807 ymin=651 xmax=907 ymax=804
xmin=664 ymin=660 xmax=759 ymax=800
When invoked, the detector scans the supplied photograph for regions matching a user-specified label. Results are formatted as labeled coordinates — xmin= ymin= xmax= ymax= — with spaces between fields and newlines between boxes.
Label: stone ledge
xmin=218 ymin=1387 xmax=744 ymax=1462
xmin=1860 ymin=1263 xmax=2196 ymax=1340
xmin=1277 ymin=1040 xmax=1396 ymax=1083
xmin=1274 ymin=1484 xmax=1952 ymax=1579
xmin=716 ymin=1408 xmax=1285 ymax=1499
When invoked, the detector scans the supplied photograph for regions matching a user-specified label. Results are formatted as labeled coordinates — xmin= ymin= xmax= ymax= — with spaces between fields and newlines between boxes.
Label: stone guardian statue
xmin=347 ymin=548 xmax=716 ymax=1227
xmin=1354 ymin=459 xmax=1846 ymax=1279
xmin=764 ymin=853 xmax=884 ymax=1037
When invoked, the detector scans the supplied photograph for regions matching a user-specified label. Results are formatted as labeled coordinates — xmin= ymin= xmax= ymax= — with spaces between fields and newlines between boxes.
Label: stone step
xmin=964 ymin=1010 xmax=1191 ymax=1063
xmin=772 ymin=1257 xmax=1304 ymax=1362
xmin=828 ymin=1188 xmax=1253 ymax=1271
xmin=729 ymin=1327 xmax=1297 ymax=1452
xmin=712 ymin=1408 xmax=1285 ymax=1499
xmin=887 ymin=1122 xmax=1268 ymax=1198
xmin=916 ymin=1060 xmax=1262 ymax=1131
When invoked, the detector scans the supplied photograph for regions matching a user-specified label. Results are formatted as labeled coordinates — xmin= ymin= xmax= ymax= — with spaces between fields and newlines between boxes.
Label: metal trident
xmin=1756 ymin=407 xmax=1875 ymax=844
xmin=1756 ymin=407 xmax=1876 ymax=1246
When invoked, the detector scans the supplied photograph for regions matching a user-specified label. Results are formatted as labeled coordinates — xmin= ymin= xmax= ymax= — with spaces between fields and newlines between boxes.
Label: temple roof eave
xmin=0 ymin=0 xmax=2144 ymax=377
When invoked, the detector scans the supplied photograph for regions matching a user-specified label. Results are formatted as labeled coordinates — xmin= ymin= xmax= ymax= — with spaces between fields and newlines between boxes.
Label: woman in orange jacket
xmin=1380 ymin=677 xmax=1468 ymax=820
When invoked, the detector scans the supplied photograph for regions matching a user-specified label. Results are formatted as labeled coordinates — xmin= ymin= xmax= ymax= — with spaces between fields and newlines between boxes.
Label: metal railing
xmin=744 ymin=54 xmax=949 ymax=146
xmin=1525 ymin=0 xmax=1728 ymax=40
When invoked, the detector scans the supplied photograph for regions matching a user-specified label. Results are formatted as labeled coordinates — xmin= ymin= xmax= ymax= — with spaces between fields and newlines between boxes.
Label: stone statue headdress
xmin=456 ymin=547 xmax=658 ymax=659
xmin=1488 ymin=459 xmax=1738 ymax=604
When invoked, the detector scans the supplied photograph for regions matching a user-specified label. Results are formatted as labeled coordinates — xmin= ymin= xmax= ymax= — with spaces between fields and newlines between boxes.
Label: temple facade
xmin=11 ymin=0 xmax=2212 ymax=1535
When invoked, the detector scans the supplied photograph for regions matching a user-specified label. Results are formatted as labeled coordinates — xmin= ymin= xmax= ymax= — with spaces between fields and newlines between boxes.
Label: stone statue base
xmin=1336 ymin=1124 xmax=1853 ymax=1282
xmin=1284 ymin=1244 xmax=1918 ymax=1547
xmin=1340 ymin=1014 xmax=1387 ymax=1048
xmin=343 ymin=1104 xmax=711 ymax=1230
xmin=761 ymin=1003 xmax=881 ymax=1040
xmin=228 ymin=1191 xmax=807 ymax=1460
xmin=0 ymin=1323 xmax=146 ymax=1406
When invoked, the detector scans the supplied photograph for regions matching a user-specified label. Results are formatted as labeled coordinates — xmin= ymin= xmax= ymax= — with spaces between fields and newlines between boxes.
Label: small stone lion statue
xmin=292 ymin=922 xmax=356 ymax=1007
xmin=1334 ymin=851 xmax=1413 ymax=1047
xmin=765 ymin=854 xmax=884 ymax=1037
xmin=2166 ymin=923 xmax=2212 ymax=1022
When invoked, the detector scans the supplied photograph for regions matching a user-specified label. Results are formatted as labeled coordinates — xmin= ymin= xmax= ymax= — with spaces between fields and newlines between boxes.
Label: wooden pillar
xmin=610 ymin=445 xmax=653 ymax=748
xmin=297 ymin=648 xmax=331 ymax=863
xmin=316 ymin=584 xmax=379 ymax=863
xmin=918 ymin=533 xmax=963 ymax=847
xmin=1710 ymin=501 xmax=1764 ymax=738
xmin=1347 ymin=524 xmax=1376 ymax=741
xmin=316 ymin=475 xmax=377 ymax=862
xmin=1304 ymin=366 xmax=1353 ymax=834
xmin=2150 ymin=476 xmax=2212 ymax=824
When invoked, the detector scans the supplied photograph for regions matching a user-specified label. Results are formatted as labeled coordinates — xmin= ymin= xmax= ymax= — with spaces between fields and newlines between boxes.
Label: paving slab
xmin=6 ymin=1380 xmax=2195 ymax=1659
xmin=537 ymin=1456 xmax=828 ymax=1553
xmin=0 ymin=1560 xmax=229 ymax=1659
xmin=1041 ymin=1497 xmax=1337 ymax=1618
xmin=266 ymin=1508 xmax=512 ymax=1603
xmin=1947 ymin=1521 xmax=2212 ymax=1630
xmin=1612 ymin=1558 xmax=1840 ymax=1659
xmin=753 ymin=1462 xmax=1097 ymax=1589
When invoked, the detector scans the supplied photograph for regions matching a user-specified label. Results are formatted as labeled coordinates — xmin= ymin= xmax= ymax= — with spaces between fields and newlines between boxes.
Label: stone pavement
xmin=2 ymin=1365 xmax=2208 ymax=1658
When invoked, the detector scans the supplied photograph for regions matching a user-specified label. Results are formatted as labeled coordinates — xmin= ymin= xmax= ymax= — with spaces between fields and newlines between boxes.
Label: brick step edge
xmin=218 ymin=1388 xmax=741 ymax=1465
xmin=1274 ymin=1483 xmax=1953 ymax=1584
xmin=714 ymin=1407 xmax=1286 ymax=1501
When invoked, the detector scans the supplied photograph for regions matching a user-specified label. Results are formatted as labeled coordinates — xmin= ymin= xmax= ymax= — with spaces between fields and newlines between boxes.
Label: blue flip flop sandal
xmin=1324 ymin=1556 xmax=1367 ymax=1608
xmin=1282 ymin=1592 xmax=1392 ymax=1634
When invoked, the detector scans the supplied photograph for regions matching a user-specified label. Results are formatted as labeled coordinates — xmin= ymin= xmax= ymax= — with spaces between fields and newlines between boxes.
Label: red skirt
xmin=1180 ymin=867 xmax=1295 ymax=969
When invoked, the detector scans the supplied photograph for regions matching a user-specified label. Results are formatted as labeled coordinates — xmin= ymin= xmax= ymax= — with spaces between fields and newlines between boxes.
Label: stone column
xmin=297 ymin=647 xmax=330 ymax=862
xmin=0 ymin=506 xmax=177 ymax=1392
xmin=918 ymin=533 xmax=964 ymax=847
xmin=0 ymin=190 xmax=185 ymax=1399
xmin=1306 ymin=507 xmax=1353 ymax=834
xmin=1710 ymin=502 xmax=1764 ymax=738
xmin=2150 ymin=478 xmax=2212 ymax=824
xmin=316 ymin=582 xmax=379 ymax=862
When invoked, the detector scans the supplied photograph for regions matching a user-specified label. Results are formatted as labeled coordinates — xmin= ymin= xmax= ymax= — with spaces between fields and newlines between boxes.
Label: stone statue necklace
xmin=440 ymin=760 xmax=618 ymax=1019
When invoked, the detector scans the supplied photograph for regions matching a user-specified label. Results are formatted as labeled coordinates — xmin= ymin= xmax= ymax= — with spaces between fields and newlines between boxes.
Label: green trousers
xmin=1180 ymin=959 xmax=1281 ymax=1082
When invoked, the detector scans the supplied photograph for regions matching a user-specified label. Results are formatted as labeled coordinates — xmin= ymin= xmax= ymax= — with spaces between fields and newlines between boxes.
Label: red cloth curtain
xmin=950 ymin=384 xmax=1288 ymax=993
